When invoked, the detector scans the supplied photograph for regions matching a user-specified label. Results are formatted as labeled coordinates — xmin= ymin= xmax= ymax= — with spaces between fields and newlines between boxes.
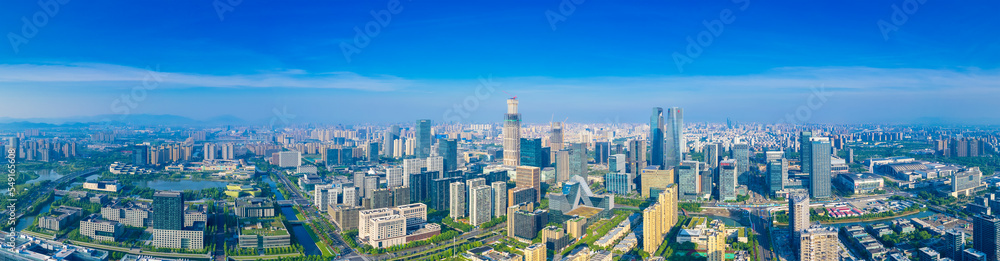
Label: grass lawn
xmin=303 ymin=224 xmax=333 ymax=256
xmin=229 ymin=253 xmax=303 ymax=260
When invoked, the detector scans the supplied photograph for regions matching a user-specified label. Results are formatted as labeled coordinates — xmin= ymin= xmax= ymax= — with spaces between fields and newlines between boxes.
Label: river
xmin=263 ymin=176 xmax=320 ymax=255
xmin=16 ymin=195 xmax=63 ymax=231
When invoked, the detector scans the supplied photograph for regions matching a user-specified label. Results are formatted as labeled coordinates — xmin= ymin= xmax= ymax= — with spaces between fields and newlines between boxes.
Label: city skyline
xmin=2 ymin=1 xmax=1000 ymax=124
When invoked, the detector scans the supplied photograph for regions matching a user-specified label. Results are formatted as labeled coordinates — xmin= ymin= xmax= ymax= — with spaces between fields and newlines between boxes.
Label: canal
xmin=263 ymin=176 xmax=321 ymax=255
xmin=697 ymin=208 xmax=939 ymax=229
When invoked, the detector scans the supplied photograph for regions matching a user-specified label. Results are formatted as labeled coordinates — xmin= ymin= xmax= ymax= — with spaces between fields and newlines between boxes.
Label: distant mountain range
xmin=0 ymin=114 xmax=255 ymax=127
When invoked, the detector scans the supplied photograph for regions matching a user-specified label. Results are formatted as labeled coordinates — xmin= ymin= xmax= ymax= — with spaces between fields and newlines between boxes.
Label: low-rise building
xmin=80 ymin=214 xmax=124 ymax=242
xmin=101 ymin=201 xmax=151 ymax=228
xmin=82 ymin=181 xmax=121 ymax=192
xmin=235 ymin=197 xmax=276 ymax=218
xmin=38 ymin=206 xmax=82 ymax=231
xmin=237 ymin=218 xmax=291 ymax=249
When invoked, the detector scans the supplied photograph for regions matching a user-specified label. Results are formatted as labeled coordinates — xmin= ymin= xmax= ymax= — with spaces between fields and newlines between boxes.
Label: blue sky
xmin=1 ymin=0 xmax=999 ymax=124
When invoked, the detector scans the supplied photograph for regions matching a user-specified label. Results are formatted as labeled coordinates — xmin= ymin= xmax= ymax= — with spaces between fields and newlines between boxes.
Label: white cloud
xmin=0 ymin=63 xmax=411 ymax=91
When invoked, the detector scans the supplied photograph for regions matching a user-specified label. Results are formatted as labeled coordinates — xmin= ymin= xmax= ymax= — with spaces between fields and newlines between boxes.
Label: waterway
xmin=16 ymin=195 xmax=63 ymax=231
xmin=263 ymin=176 xmax=320 ymax=255
xmin=25 ymin=169 xmax=63 ymax=184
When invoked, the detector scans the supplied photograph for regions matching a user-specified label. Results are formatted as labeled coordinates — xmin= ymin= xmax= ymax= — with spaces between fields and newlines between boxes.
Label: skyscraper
xmin=944 ymin=229 xmax=965 ymax=261
xmin=799 ymin=131 xmax=813 ymax=174
xmin=595 ymin=142 xmax=610 ymax=165
xmin=438 ymin=138 xmax=458 ymax=171
xmin=153 ymin=191 xmax=184 ymax=230
xmin=525 ymin=243 xmax=546 ymax=261
xmin=568 ymin=143 xmax=587 ymax=178
xmin=449 ymin=182 xmax=466 ymax=219
xmin=665 ymin=107 xmax=684 ymax=167
xmin=703 ymin=143 xmax=719 ymax=169
xmin=503 ymin=98 xmax=521 ymax=166
xmin=974 ymin=215 xmax=1000 ymax=261
xmin=628 ymin=139 xmax=647 ymax=174
xmin=718 ymin=160 xmax=737 ymax=201
xmin=520 ymin=138 xmax=544 ymax=168
xmin=386 ymin=167 xmax=404 ymax=188
xmin=810 ymin=137 xmax=832 ymax=199
xmin=555 ymin=149 xmax=571 ymax=184
xmin=492 ymin=181 xmax=507 ymax=218
xmin=516 ymin=166 xmax=541 ymax=202
xmin=382 ymin=125 xmax=399 ymax=158
xmin=469 ymin=185 xmax=493 ymax=226
xmin=768 ymin=159 xmax=788 ymax=197
xmin=415 ymin=119 xmax=432 ymax=158
xmin=649 ymin=107 xmax=664 ymax=169
xmin=134 ymin=144 xmax=149 ymax=166
xmin=789 ymin=194 xmax=810 ymax=245
xmin=549 ymin=122 xmax=564 ymax=166
xmin=677 ymin=161 xmax=700 ymax=201
xmin=608 ymin=154 xmax=625 ymax=173
xmin=732 ymin=143 xmax=750 ymax=184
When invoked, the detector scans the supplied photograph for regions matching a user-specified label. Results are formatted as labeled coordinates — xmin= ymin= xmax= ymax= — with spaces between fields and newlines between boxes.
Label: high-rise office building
xmin=918 ymin=247 xmax=940 ymax=261
xmin=382 ymin=125 xmax=399 ymax=158
xmin=555 ymin=149 xmax=571 ymax=184
xmin=469 ymin=185 xmax=493 ymax=226
xmin=449 ymin=182 xmax=466 ymax=219
xmin=665 ymin=107 xmax=684 ymax=168
xmin=604 ymin=172 xmax=632 ymax=195
xmin=516 ymin=166 xmax=541 ymax=202
xmin=628 ymin=139 xmax=647 ymax=174
xmin=609 ymin=154 xmax=625 ymax=173
xmin=974 ymin=215 xmax=1000 ymax=261
xmin=678 ymin=161 xmax=700 ymax=201
xmin=944 ymin=229 xmax=965 ymax=261
xmin=438 ymin=138 xmax=458 ymax=171
xmin=135 ymin=144 xmax=149 ymax=166
xmin=798 ymin=227 xmax=840 ymax=261
xmin=503 ymin=98 xmax=521 ymax=166
xmin=431 ymin=176 xmax=462 ymax=211
xmin=595 ymin=142 xmax=610 ymax=165
xmin=966 ymin=249 xmax=988 ymax=261
xmin=789 ymin=194 xmax=810 ymax=246
xmin=641 ymin=166 xmax=673 ymax=198
xmin=492 ymin=181 xmax=507 ymax=218
xmin=703 ymin=143 xmax=719 ymax=169
xmin=649 ymin=107 xmax=664 ymax=169
xmin=568 ymin=143 xmax=587 ymax=177
xmin=408 ymin=171 xmax=431 ymax=203
xmin=415 ymin=119 xmax=432 ymax=158
xmin=732 ymin=143 xmax=750 ymax=184
xmin=549 ymin=122 xmax=564 ymax=166
xmin=809 ymin=137 xmax=832 ymax=199
xmin=718 ymin=160 xmax=737 ymax=201
xmin=800 ymin=131 xmax=813 ymax=174
xmin=520 ymin=138 xmax=545 ymax=168
xmin=768 ymin=159 xmax=788 ymax=197
xmin=426 ymin=156 xmax=444 ymax=176
xmin=153 ymin=191 xmax=184 ymax=230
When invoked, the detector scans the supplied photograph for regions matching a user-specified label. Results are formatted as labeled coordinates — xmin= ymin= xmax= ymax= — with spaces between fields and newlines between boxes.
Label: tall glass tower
xmin=809 ymin=137 xmax=832 ymax=198
xmin=415 ymin=119 xmax=432 ymax=158
xmin=649 ymin=107 xmax=664 ymax=169
xmin=153 ymin=191 xmax=184 ymax=230
xmin=665 ymin=107 xmax=684 ymax=168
